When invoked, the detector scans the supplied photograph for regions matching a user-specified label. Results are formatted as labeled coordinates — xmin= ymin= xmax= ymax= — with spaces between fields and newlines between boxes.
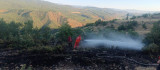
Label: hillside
xmin=129 ymin=13 xmax=160 ymax=34
xmin=0 ymin=0 xmax=134 ymax=28
xmin=80 ymin=12 xmax=160 ymax=35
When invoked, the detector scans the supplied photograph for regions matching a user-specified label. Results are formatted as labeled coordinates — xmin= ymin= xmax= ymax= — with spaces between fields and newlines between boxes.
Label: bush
xmin=142 ymin=14 xmax=150 ymax=18
xmin=84 ymin=23 xmax=94 ymax=27
xmin=143 ymin=22 xmax=160 ymax=46
xmin=118 ymin=21 xmax=138 ymax=31
xmin=56 ymin=23 xmax=73 ymax=42
xmin=128 ymin=30 xmax=139 ymax=39
xmin=128 ymin=21 xmax=138 ymax=27
xmin=95 ymin=19 xmax=108 ymax=26
xmin=142 ymin=43 xmax=160 ymax=53
xmin=131 ymin=16 xmax=136 ymax=19
xmin=0 ymin=19 xmax=54 ymax=48
xmin=109 ymin=19 xmax=118 ymax=23
xmin=142 ymin=24 xmax=147 ymax=29
xmin=118 ymin=25 xmax=126 ymax=31
xmin=56 ymin=23 xmax=84 ymax=46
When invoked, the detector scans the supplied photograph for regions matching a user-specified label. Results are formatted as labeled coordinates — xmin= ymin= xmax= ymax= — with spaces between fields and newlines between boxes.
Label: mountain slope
xmin=0 ymin=0 xmax=129 ymax=28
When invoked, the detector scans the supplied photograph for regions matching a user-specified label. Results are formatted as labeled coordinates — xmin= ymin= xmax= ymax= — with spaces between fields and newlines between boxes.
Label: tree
xmin=131 ymin=16 xmax=136 ymax=19
xmin=142 ymin=14 xmax=150 ymax=18
xmin=142 ymin=24 xmax=147 ymax=29
xmin=129 ymin=21 xmax=138 ymax=27
xmin=0 ymin=19 xmax=23 ymax=48
xmin=118 ymin=25 xmax=126 ymax=31
xmin=39 ymin=26 xmax=52 ymax=45
xmin=0 ymin=19 xmax=8 ymax=40
xmin=95 ymin=19 xmax=102 ymax=26
xmin=8 ymin=21 xmax=21 ymax=36
xmin=118 ymin=21 xmax=138 ymax=31
xmin=56 ymin=23 xmax=73 ymax=42
xmin=0 ymin=19 xmax=54 ymax=48
xmin=72 ymin=28 xmax=84 ymax=41
xmin=128 ymin=30 xmax=139 ymax=39
xmin=109 ymin=19 xmax=117 ymax=23
xmin=126 ymin=13 xmax=129 ymax=20
xmin=143 ymin=22 xmax=160 ymax=46
xmin=19 ymin=20 xmax=35 ymax=48
xmin=19 ymin=33 xmax=34 ymax=48
xmin=126 ymin=24 xmax=134 ymax=30
xmin=21 ymin=20 xmax=33 ymax=35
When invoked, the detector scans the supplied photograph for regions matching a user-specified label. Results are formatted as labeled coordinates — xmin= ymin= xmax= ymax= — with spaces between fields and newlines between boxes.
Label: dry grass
xmin=71 ymin=12 xmax=81 ymax=14
xmin=67 ymin=18 xmax=83 ymax=27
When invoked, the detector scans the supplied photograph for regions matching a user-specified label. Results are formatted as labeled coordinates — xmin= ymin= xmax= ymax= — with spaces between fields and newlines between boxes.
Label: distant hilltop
xmin=0 ymin=0 xmax=154 ymax=28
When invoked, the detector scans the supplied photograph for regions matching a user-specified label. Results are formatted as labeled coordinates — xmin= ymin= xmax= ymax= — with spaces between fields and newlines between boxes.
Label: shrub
xmin=56 ymin=23 xmax=73 ymax=42
xmin=131 ymin=16 xmax=136 ymax=19
xmin=143 ymin=22 xmax=160 ymax=46
xmin=118 ymin=21 xmax=138 ymax=31
xmin=84 ymin=23 xmax=94 ymax=27
xmin=109 ymin=19 xmax=118 ymax=23
xmin=142 ymin=43 xmax=160 ymax=53
xmin=95 ymin=19 xmax=108 ymax=26
xmin=129 ymin=21 xmax=138 ymax=27
xmin=128 ymin=30 xmax=139 ymax=39
xmin=142 ymin=24 xmax=147 ymax=29
xmin=118 ymin=25 xmax=126 ymax=31
xmin=142 ymin=14 xmax=150 ymax=18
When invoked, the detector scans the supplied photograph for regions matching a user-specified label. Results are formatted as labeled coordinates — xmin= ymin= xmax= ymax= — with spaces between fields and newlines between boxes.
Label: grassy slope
xmin=82 ymin=13 xmax=160 ymax=35
xmin=0 ymin=0 xmax=129 ymax=28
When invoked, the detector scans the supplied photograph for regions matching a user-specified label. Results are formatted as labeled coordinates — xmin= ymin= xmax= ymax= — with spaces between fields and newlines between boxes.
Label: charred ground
xmin=0 ymin=47 xmax=158 ymax=70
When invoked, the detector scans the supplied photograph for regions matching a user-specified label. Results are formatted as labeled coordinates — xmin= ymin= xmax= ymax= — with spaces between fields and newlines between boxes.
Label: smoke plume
xmin=81 ymin=32 xmax=144 ymax=50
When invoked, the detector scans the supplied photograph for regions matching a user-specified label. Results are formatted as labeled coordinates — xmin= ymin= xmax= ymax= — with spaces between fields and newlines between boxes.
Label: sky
xmin=43 ymin=0 xmax=160 ymax=11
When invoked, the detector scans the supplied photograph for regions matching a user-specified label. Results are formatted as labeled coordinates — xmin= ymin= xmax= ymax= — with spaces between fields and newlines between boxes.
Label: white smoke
xmin=82 ymin=32 xmax=144 ymax=50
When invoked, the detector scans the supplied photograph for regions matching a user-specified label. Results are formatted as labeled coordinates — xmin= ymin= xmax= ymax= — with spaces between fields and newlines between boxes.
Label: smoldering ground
xmin=81 ymin=32 xmax=144 ymax=50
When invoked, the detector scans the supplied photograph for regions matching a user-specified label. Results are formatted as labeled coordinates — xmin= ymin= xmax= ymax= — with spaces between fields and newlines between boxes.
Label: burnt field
xmin=0 ymin=48 xmax=158 ymax=70
xmin=0 ymin=15 xmax=160 ymax=70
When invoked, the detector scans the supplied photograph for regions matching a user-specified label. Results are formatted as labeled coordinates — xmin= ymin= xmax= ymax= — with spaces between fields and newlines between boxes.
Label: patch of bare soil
xmin=0 ymin=10 xmax=7 ymax=13
xmin=67 ymin=18 xmax=83 ymax=27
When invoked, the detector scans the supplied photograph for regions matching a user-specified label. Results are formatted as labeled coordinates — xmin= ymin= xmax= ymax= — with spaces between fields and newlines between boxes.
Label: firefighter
xmin=157 ymin=56 xmax=160 ymax=70
xmin=74 ymin=35 xmax=81 ymax=50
